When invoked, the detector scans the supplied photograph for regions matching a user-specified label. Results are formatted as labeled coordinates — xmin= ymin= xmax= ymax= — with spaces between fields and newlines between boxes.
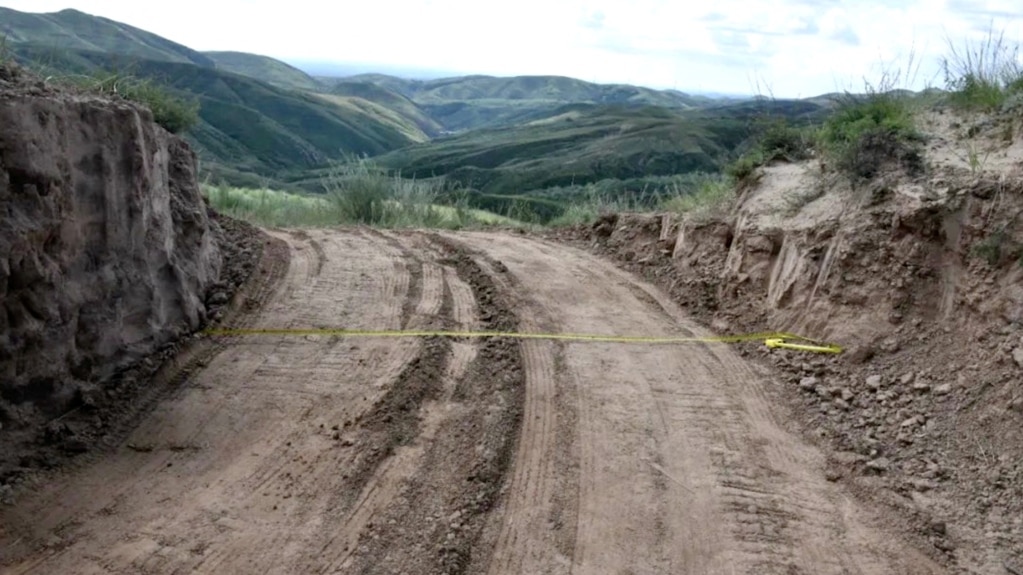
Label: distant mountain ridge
xmin=327 ymin=73 xmax=712 ymax=107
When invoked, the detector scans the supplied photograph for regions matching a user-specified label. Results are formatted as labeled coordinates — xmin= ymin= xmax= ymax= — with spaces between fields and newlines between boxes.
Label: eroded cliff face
xmin=0 ymin=63 xmax=221 ymax=429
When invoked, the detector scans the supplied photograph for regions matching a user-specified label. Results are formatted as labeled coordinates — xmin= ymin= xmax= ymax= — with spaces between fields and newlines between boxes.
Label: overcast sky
xmin=1 ymin=0 xmax=1021 ymax=97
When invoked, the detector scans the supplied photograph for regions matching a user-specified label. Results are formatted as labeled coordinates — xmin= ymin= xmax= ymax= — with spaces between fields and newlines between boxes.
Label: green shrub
xmin=726 ymin=150 xmax=766 ymax=181
xmin=118 ymin=79 xmax=199 ymax=134
xmin=819 ymin=92 xmax=923 ymax=181
xmin=757 ymin=117 xmax=816 ymax=161
xmin=546 ymin=186 xmax=632 ymax=227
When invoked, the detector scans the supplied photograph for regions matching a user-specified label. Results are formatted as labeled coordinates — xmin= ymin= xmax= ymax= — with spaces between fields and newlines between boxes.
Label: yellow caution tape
xmin=202 ymin=328 xmax=842 ymax=354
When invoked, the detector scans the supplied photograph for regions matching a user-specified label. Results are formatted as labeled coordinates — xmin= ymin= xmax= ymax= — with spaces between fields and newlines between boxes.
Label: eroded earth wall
xmin=0 ymin=64 xmax=221 ymax=431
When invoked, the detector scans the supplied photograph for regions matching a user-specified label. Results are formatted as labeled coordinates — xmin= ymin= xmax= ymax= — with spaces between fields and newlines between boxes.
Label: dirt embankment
xmin=0 ymin=63 xmax=263 ymax=485
xmin=552 ymin=143 xmax=1023 ymax=572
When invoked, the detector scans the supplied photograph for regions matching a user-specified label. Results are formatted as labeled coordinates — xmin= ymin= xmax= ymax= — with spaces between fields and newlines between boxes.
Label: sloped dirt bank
xmin=549 ymin=168 xmax=1023 ymax=573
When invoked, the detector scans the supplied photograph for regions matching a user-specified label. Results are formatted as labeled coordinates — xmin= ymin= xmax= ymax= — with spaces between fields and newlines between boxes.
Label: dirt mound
xmin=551 ymin=138 xmax=1023 ymax=571
xmin=0 ymin=63 xmax=264 ymax=484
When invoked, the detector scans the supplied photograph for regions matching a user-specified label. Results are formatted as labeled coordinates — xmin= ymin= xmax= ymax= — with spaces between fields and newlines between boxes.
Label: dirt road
xmin=0 ymin=229 xmax=947 ymax=574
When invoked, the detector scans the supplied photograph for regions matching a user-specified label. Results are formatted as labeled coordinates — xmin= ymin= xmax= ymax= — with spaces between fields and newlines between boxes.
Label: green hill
xmin=1 ymin=8 xmax=424 ymax=186
xmin=352 ymin=99 xmax=826 ymax=196
xmin=0 ymin=7 xmax=214 ymax=67
xmin=205 ymin=51 xmax=322 ymax=91
xmin=0 ymin=6 xmax=826 ymax=200
xmin=325 ymin=105 xmax=732 ymax=195
xmin=340 ymin=73 xmax=707 ymax=107
xmin=327 ymin=81 xmax=444 ymax=137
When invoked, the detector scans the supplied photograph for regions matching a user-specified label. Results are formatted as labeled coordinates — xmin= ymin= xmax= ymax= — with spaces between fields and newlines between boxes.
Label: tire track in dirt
xmin=0 ymin=229 xmax=448 ymax=575
xmin=279 ymin=230 xmax=457 ymax=573
xmin=447 ymin=246 xmax=580 ymax=575
xmin=596 ymin=260 xmax=902 ymax=572
xmin=318 ymin=243 xmax=484 ymax=573
xmin=455 ymin=232 xmax=947 ymax=575
xmin=341 ymin=235 xmax=526 ymax=575
xmin=192 ymin=230 xmax=420 ymax=516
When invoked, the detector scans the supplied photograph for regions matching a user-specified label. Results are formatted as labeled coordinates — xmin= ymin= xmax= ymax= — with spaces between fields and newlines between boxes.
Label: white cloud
xmin=1 ymin=0 xmax=1022 ymax=96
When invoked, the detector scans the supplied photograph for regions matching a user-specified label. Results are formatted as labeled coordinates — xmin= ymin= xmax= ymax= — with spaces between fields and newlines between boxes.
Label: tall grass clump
xmin=323 ymin=156 xmax=485 ymax=229
xmin=205 ymin=159 xmax=521 ymax=230
xmin=546 ymin=189 xmax=633 ymax=227
xmin=942 ymin=27 xmax=1023 ymax=112
xmin=820 ymin=91 xmax=923 ymax=181
xmin=203 ymin=185 xmax=340 ymax=227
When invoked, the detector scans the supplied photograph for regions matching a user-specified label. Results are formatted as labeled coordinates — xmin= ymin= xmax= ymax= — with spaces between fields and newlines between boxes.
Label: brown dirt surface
xmin=1 ymin=227 xmax=949 ymax=574
xmin=0 ymin=211 xmax=278 ymax=488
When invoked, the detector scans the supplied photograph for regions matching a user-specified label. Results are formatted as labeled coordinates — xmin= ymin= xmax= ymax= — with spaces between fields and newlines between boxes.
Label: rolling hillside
xmin=354 ymin=99 xmax=825 ymax=196
xmin=0 ymin=7 xmax=214 ymax=67
xmin=1 ymin=7 xmax=424 ymax=186
xmin=326 ymin=81 xmax=444 ymax=137
xmin=334 ymin=73 xmax=710 ymax=107
xmin=319 ymin=73 xmax=718 ymax=131
xmin=1 ymin=6 xmax=817 ymax=198
xmin=205 ymin=51 xmax=323 ymax=91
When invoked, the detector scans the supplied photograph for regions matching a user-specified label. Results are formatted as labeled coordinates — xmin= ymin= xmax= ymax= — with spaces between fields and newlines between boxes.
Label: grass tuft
xmin=942 ymin=27 xmax=1023 ymax=112
xmin=546 ymin=188 xmax=635 ymax=227
xmin=658 ymin=173 xmax=735 ymax=219
xmin=726 ymin=116 xmax=818 ymax=182
xmin=53 ymin=70 xmax=199 ymax=133
xmin=203 ymin=185 xmax=340 ymax=228
xmin=322 ymin=156 xmax=481 ymax=228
